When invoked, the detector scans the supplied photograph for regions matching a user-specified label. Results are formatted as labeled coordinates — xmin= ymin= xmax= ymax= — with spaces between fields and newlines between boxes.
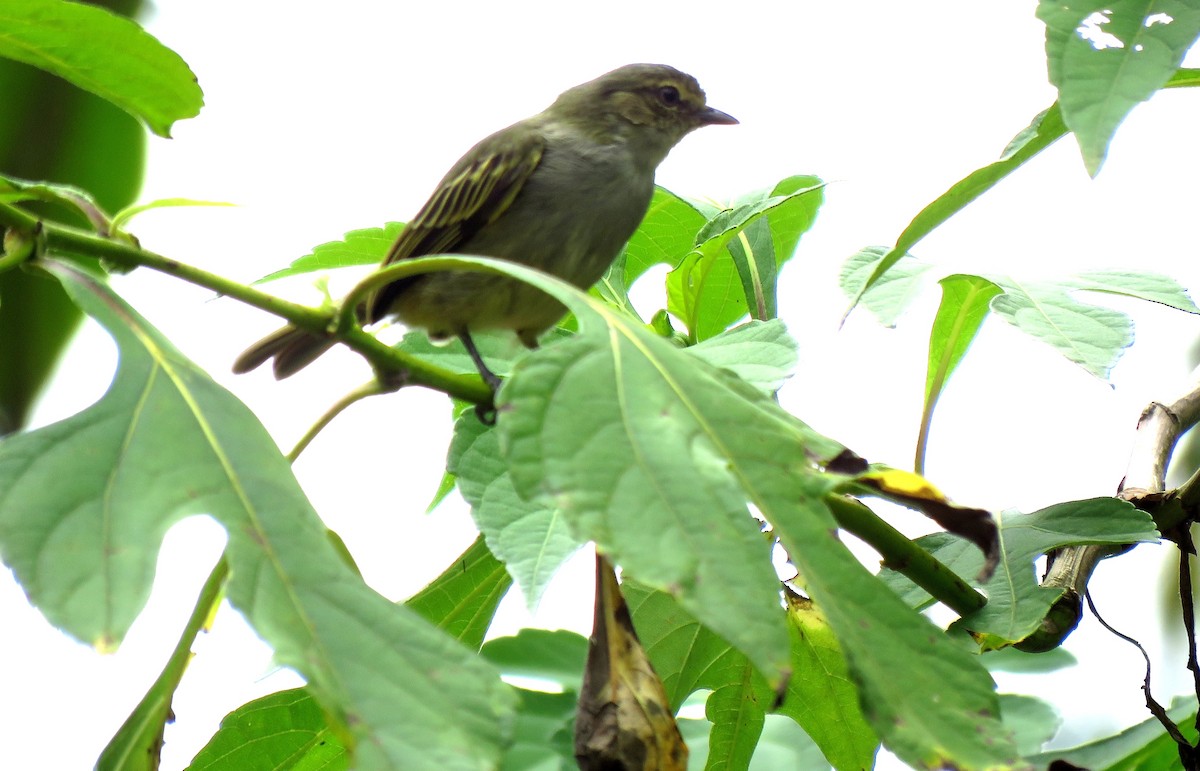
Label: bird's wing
xmin=366 ymin=128 xmax=546 ymax=322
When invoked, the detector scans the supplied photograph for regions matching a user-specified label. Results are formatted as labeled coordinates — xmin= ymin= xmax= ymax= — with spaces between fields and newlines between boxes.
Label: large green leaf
xmin=0 ymin=262 xmax=514 ymax=768
xmin=475 ymin=253 xmax=1014 ymax=767
xmin=1037 ymin=0 xmax=1200 ymax=175
xmin=498 ymin=275 xmax=810 ymax=680
xmin=0 ymin=0 xmax=202 ymax=136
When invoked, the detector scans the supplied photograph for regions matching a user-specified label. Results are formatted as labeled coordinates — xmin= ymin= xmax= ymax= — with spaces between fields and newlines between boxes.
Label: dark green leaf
xmin=0 ymin=0 xmax=202 ymax=136
xmin=407 ymin=535 xmax=511 ymax=650
xmin=1036 ymin=1 xmax=1200 ymax=175
xmin=187 ymin=689 xmax=347 ymax=771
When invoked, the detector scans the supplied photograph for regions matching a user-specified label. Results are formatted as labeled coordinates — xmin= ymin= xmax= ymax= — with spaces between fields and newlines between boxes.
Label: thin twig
xmin=287 ymin=380 xmax=393 ymax=462
xmin=1085 ymin=590 xmax=1194 ymax=755
xmin=1178 ymin=528 xmax=1200 ymax=737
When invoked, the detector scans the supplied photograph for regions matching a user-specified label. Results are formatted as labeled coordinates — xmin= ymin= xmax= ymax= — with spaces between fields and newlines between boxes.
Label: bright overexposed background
xmin=3 ymin=2 xmax=1200 ymax=768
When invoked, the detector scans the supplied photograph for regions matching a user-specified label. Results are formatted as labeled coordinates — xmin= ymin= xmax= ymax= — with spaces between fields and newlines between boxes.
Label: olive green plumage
xmin=233 ymin=63 xmax=735 ymax=383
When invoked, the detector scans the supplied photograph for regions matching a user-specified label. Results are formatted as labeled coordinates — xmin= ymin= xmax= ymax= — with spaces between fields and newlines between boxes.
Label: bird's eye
xmin=658 ymin=86 xmax=681 ymax=106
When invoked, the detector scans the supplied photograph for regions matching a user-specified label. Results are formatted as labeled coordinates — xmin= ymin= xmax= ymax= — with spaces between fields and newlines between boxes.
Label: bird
xmin=233 ymin=63 xmax=736 ymax=390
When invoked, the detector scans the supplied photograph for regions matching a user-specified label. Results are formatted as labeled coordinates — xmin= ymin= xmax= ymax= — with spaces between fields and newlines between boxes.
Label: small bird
xmin=233 ymin=63 xmax=736 ymax=388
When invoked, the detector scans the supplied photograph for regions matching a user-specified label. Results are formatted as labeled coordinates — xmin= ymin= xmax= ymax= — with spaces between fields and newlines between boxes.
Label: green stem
xmin=96 ymin=555 xmax=230 ymax=767
xmin=825 ymin=494 xmax=987 ymax=616
xmin=0 ymin=200 xmax=493 ymax=404
xmin=287 ymin=380 xmax=390 ymax=462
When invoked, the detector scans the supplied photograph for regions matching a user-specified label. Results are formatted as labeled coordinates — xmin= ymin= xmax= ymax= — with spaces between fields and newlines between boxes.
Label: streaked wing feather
xmin=366 ymin=132 xmax=544 ymax=323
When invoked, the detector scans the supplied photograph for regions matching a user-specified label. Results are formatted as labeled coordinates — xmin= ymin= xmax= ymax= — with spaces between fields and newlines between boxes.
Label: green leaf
xmin=847 ymin=105 xmax=1068 ymax=311
xmin=667 ymin=178 xmax=824 ymax=341
xmin=624 ymin=582 xmax=774 ymax=768
xmin=480 ymin=628 xmax=588 ymax=689
xmin=686 ymin=319 xmax=799 ymax=394
xmin=883 ymin=498 xmax=1158 ymax=645
xmin=999 ymin=693 xmax=1061 ymax=756
xmin=989 ymin=275 xmax=1135 ymax=379
xmin=407 ymin=535 xmax=512 ymax=651
xmin=499 ymin=301 xmax=801 ymax=680
xmin=915 ymin=274 xmax=1004 ymax=473
xmin=838 ymin=246 xmax=932 ymax=327
xmin=981 ymin=646 xmax=1078 ymax=674
xmin=0 ymin=262 xmax=515 ymax=768
xmin=0 ymin=0 xmax=202 ymax=136
xmin=110 ymin=197 xmax=235 ymax=231
xmin=0 ymin=24 xmax=146 ymax=436
xmin=622 ymin=186 xmax=708 ymax=284
xmin=448 ymin=413 xmax=583 ymax=609
xmin=771 ymin=487 xmax=1021 ymax=770
xmin=187 ymin=689 xmax=347 ymax=771
xmin=1036 ymin=1 xmax=1200 ymax=176
xmin=1028 ymin=696 xmax=1198 ymax=769
xmin=1067 ymin=269 xmax=1200 ymax=313
xmin=779 ymin=595 xmax=881 ymax=770
xmin=254 ymin=222 xmax=404 ymax=284
xmin=724 ymin=176 xmax=824 ymax=324
xmin=499 ymin=688 xmax=577 ymax=771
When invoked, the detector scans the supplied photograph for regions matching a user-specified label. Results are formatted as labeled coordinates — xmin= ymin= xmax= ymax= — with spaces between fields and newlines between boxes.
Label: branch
xmin=825 ymin=494 xmax=987 ymax=617
xmin=0 ymin=201 xmax=492 ymax=405
xmin=1024 ymin=369 xmax=1200 ymax=651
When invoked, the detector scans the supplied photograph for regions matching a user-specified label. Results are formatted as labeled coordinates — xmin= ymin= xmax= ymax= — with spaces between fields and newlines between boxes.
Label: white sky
xmin=4 ymin=2 xmax=1200 ymax=769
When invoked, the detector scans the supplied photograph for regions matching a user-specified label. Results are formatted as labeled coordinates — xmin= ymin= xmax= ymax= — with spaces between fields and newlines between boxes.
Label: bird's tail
xmin=232 ymin=325 xmax=336 ymax=379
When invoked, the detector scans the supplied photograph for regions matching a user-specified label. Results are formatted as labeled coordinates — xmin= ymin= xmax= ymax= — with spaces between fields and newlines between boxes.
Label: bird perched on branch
xmin=233 ymin=63 xmax=736 ymax=389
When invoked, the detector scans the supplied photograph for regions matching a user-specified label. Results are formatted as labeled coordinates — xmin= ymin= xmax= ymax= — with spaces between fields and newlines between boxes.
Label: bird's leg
xmin=460 ymin=330 xmax=501 ymax=424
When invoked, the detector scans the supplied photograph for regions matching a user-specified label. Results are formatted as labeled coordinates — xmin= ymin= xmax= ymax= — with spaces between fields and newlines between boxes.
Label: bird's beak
xmin=699 ymin=106 xmax=738 ymax=125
